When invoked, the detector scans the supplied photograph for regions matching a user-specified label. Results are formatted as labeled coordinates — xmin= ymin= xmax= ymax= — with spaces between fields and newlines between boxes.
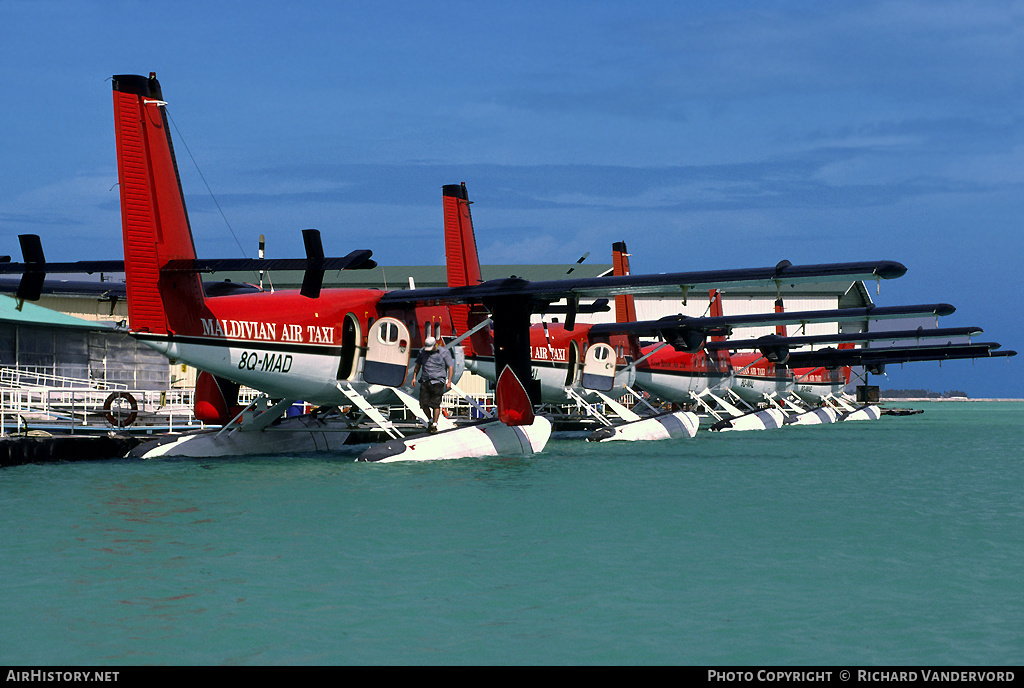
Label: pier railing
xmin=0 ymin=366 xmax=647 ymax=437
xmin=0 ymin=367 xmax=129 ymax=392
xmin=0 ymin=367 xmax=206 ymax=435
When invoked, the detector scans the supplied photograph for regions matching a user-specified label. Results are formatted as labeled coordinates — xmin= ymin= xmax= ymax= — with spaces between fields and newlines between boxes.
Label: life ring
xmin=103 ymin=391 xmax=138 ymax=427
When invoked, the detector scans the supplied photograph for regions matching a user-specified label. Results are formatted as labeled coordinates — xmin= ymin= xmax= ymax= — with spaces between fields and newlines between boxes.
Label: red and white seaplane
xmin=585 ymin=244 xmax=1014 ymax=435
xmin=438 ymin=192 xmax=964 ymax=440
xmin=0 ymin=72 xmax=929 ymax=461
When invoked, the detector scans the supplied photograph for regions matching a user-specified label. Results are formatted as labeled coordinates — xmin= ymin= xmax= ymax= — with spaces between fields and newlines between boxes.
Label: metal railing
xmin=0 ymin=373 xmax=206 ymax=436
xmin=0 ymin=367 xmax=129 ymax=392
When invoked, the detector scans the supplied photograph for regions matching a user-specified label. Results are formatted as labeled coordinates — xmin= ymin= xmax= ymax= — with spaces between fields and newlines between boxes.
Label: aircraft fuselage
xmin=134 ymin=287 xmax=463 ymax=406
xmin=728 ymin=351 xmax=846 ymax=405
xmin=463 ymin=321 xmax=638 ymax=404
xmin=628 ymin=344 xmax=731 ymax=404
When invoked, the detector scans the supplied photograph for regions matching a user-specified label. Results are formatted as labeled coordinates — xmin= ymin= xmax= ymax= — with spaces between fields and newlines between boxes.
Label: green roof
xmin=0 ymin=295 xmax=114 ymax=330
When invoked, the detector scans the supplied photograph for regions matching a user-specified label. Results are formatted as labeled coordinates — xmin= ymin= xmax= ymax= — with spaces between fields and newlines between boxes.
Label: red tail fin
xmin=838 ymin=341 xmax=855 ymax=384
xmin=709 ymin=289 xmax=732 ymax=371
xmin=709 ymin=289 xmax=725 ymax=340
xmin=775 ymin=298 xmax=787 ymax=336
xmin=611 ymin=241 xmax=637 ymax=323
xmin=112 ymin=73 xmax=205 ymax=335
xmin=444 ymin=182 xmax=482 ymax=289
xmin=443 ymin=183 xmax=489 ymax=356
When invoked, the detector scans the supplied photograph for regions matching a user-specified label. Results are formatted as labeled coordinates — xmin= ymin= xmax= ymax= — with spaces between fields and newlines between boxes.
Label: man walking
xmin=412 ymin=336 xmax=454 ymax=434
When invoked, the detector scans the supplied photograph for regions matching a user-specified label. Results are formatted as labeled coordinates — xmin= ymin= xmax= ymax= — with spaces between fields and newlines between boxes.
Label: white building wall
xmin=550 ymin=294 xmax=848 ymax=339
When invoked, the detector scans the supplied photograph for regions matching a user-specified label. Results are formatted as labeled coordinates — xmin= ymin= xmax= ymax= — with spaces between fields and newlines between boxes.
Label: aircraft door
xmin=615 ymin=344 xmax=636 ymax=390
xmin=581 ymin=342 xmax=616 ymax=391
xmin=564 ymin=341 xmax=580 ymax=388
xmin=363 ymin=317 xmax=412 ymax=387
xmin=336 ymin=314 xmax=360 ymax=380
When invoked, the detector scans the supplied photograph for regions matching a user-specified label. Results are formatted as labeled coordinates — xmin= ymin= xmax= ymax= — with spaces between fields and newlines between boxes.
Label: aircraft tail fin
xmin=444 ymin=182 xmax=483 ymax=289
xmin=838 ymin=341 xmax=855 ymax=385
xmin=775 ymin=298 xmax=787 ymax=336
xmin=709 ymin=289 xmax=725 ymax=334
xmin=112 ymin=73 xmax=205 ymax=335
xmin=611 ymin=241 xmax=637 ymax=323
xmin=708 ymin=288 xmax=733 ymax=372
xmin=443 ymin=183 xmax=490 ymax=356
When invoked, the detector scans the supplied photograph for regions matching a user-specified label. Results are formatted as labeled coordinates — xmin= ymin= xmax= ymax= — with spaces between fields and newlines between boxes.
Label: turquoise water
xmin=2 ymin=402 xmax=1022 ymax=666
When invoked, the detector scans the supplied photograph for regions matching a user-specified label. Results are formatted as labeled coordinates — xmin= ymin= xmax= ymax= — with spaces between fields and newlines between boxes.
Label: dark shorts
xmin=419 ymin=381 xmax=446 ymax=411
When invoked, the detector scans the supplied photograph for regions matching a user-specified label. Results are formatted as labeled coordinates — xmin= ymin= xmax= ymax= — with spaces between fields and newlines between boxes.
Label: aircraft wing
xmin=587 ymin=303 xmax=955 ymax=351
xmin=702 ymin=326 xmax=985 ymax=352
xmin=378 ymin=259 xmax=905 ymax=400
xmin=379 ymin=259 xmax=907 ymax=309
xmin=782 ymin=342 xmax=1016 ymax=370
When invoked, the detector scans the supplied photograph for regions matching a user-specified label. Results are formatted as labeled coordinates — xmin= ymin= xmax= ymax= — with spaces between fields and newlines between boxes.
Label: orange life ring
xmin=103 ymin=392 xmax=138 ymax=427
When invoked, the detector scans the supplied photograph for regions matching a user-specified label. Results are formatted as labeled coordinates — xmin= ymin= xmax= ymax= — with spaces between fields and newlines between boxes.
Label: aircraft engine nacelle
xmin=661 ymin=327 xmax=707 ymax=352
xmin=757 ymin=335 xmax=790 ymax=365
xmin=866 ymin=363 xmax=886 ymax=375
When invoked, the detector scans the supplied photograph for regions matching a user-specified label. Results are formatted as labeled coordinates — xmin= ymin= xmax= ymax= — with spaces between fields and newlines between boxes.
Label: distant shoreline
xmin=879 ymin=398 xmax=1024 ymax=402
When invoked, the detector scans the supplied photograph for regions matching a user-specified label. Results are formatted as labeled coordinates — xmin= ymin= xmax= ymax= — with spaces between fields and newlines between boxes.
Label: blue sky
xmin=1 ymin=0 xmax=1020 ymax=396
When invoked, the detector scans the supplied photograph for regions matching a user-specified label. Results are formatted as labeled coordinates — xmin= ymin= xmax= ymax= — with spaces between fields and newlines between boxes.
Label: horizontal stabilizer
xmin=0 ymin=234 xmax=375 ymax=301
xmin=160 ymin=249 xmax=377 ymax=274
xmin=0 ymin=259 xmax=126 ymax=275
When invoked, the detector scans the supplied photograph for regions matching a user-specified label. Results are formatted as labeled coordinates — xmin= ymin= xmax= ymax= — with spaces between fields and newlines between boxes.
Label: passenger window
xmin=378 ymin=321 xmax=399 ymax=344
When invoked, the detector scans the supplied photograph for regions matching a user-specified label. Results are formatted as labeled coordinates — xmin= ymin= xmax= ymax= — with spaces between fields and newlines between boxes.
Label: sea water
xmin=1 ymin=401 xmax=1021 ymax=666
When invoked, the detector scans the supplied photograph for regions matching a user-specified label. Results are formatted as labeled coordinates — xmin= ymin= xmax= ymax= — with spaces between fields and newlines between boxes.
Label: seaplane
xmin=437 ymin=189 xmax=936 ymax=441
xmin=0 ymin=72 xmax=926 ymax=462
xmin=730 ymin=330 xmax=1015 ymax=422
xmin=706 ymin=320 xmax=1004 ymax=423
xmin=587 ymin=243 xmax=1015 ymax=434
xmin=604 ymin=249 xmax=977 ymax=432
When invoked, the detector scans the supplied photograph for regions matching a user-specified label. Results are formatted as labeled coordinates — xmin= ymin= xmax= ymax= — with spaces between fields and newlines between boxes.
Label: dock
xmin=0 ymin=368 xmax=213 ymax=466
xmin=881 ymin=407 xmax=925 ymax=416
xmin=0 ymin=432 xmax=145 ymax=468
